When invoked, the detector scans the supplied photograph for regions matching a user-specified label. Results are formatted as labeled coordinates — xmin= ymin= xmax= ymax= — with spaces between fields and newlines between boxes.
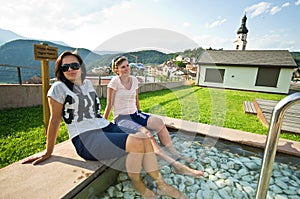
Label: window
xmin=204 ymin=68 xmax=225 ymax=83
xmin=255 ymin=67 xmax=280 ymax=87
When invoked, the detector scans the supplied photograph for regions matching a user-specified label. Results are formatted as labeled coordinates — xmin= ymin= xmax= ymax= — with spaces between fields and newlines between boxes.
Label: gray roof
xmin=197 ymin=50 xmax=297 ymax=68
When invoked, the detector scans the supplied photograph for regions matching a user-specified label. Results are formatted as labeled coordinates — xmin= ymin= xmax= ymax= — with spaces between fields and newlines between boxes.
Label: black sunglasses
xmin=60 ymin=62 xmax=81 ymax=72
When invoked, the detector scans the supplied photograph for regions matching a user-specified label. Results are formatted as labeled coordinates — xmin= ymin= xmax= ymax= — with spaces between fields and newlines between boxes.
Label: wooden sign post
xmin=34 ymin=43 xmax=58 ymax=135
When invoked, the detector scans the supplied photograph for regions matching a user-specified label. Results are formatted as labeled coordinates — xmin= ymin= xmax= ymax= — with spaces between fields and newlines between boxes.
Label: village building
xmin=195 ymin=50 xmax=296 ymax=94
xmin=195 ymin=14 xmax=297 ymax=94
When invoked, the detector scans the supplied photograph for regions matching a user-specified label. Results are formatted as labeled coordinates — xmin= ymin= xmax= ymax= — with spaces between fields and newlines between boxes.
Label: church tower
xmin=234 ymin=14 xmax=248 ymax=50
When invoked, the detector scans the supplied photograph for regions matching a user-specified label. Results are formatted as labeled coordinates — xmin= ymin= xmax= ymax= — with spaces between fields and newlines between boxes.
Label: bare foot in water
xmin=142 ymin=189 xmax=157 ymax=199
xmin=166 ymin=146 xmax=195 ymax=163
xmin=172 ymin=161 xmax=204 ymax=177
xmin=157 ymin=183 xmax=188 ymax=199
xmin=175 ymin=155 xmax=194 ymax=163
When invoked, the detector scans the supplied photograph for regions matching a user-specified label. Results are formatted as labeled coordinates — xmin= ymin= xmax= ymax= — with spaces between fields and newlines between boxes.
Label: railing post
xmin=255 ymin=92 xmax=300 ymax=199
xmin=17 ymin=67 xmax=22 ymax=85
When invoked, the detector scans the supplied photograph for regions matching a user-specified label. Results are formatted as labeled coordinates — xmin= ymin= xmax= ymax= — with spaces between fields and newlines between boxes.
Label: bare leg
xmin=125 ymin=133 xmax=157 ymax=199
xmin=152 ymin=173 xmax=188 ymax=199
xmin=147 ymin=116 xmax=194 ymax=163
xmin=141 ymin=134 xmax=188 ymax=199
xmin=138 ymin=127 xmax=203 ymax=177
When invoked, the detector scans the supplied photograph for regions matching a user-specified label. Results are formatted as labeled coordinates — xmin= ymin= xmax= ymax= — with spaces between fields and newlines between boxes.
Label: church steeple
xmin=234 ymin=14 xmax=248 ymax=50
xmin=237 ymin=14 xmax=248 ymax=34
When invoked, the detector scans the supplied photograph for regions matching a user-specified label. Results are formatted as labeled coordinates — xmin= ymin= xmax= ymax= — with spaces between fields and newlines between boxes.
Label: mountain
xmin=48 ymin=40 xmax=70 ymax=47
xmin=0 ymin=39 xmax=103 ymax=83
xmin=94 ymin=50 xmax=124 ymax=55
xmin=0 ymin=37 xmax=177 ymax=83
xmin=0 ymin=28 xmax=70 ymax=47
xmin=0 ymin=28 xmax=25 ymax=46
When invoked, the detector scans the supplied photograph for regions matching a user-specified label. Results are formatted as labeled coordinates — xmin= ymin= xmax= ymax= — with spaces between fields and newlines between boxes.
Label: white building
xmin=195 ymin=50 xmax=296 ymax=94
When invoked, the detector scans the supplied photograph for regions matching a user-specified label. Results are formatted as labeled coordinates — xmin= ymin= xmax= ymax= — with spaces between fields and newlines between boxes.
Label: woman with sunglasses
xmin=22 ymin=51 xmax=187 ymax=199
xmin=104 ymin=56 xmax=204 ymax=177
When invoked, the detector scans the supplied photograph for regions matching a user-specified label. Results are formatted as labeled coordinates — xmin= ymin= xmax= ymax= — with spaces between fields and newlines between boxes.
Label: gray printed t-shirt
xmin=47 ymin=79 xmax=110 ymax=138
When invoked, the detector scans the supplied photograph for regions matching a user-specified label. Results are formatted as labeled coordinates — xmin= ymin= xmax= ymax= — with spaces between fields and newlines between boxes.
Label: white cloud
xmin=270 ymin=6 xmax=281 ymax=15
xmin=282 ymin=2 xmax=290 ymax=7
xmin=183 ymin=22 xmax=191 ymax=28
xmin=270 ymin=2 xmax=290 ymax=15
xmin=248 ymin=33 xmax=297 ymax=51
xmin=0 ymin=0 xmax=176 ymax=50
xmin=245 ymin=2 xmax=290 ymax=17
xmin=0 ymin=0 xmax=104 ymax=38
xmin=245 ymin=2 xmax=271 ymax=18
xmin=0 ymin=0 xmax=299 ymax=52
xmin=193 ymin=34 xmax=232 ymax=50
xmin=207 ymin=18 xmax=227 ymax=28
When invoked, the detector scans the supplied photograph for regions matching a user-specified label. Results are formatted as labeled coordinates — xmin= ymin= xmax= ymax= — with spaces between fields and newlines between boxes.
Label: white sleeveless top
xmin=107 ymin=76 xmax=139 ymax=119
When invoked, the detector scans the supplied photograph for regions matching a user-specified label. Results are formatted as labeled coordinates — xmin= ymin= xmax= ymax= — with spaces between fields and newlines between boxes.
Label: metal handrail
xmin=255 ymin=92 xmax=300 ymax=199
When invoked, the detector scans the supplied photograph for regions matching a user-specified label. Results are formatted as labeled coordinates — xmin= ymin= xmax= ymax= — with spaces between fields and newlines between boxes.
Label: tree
xmin=174 ymin=61 xmax=185 ymax=68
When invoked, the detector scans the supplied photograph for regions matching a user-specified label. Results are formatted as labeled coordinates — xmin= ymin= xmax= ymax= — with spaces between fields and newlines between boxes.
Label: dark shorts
xmin=72 ymin=123 xmax=129 ymax=161
xmin=115 ymin=110 xmax=150 ymax=132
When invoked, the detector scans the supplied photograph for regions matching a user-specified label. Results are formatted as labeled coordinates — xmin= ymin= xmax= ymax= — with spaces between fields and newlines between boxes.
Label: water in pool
xmin=95 ymin=131 xmax=300 ymax=199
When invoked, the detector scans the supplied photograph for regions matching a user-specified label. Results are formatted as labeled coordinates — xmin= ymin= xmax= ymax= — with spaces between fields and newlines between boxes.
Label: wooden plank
xmin=263 ymin=113 xmax=300 ymax=122
xmin=256 ymin=98 xmax=300 ymax=134
xmin=260 ymin=106 xmax=300 ymax=115
xmin=255 ymin=99 xmax=300 ymax=112
xmin=264 ymin=115 xmax=300 ymax=129
xmin=243 ymin=101 xmax=257 ymax=114
xmin=254 ymin=99 xmax=269 ymax=127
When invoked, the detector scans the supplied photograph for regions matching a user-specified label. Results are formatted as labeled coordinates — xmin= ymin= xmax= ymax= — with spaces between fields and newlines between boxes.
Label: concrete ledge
xmin=155 ymin=114 xmax=300 ymax=158
xmin=1 ymin=116 xmax=299 ymax=199
xmin=0 ymin=84 xmax=42 ymax=109
xmin=0 ymin=140 xmax=116 ymax=199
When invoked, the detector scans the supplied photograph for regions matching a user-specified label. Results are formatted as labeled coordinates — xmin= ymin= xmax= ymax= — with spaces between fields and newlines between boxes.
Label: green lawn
xmin=0 ymin=86 xmax=299 ymax=168
xmin=139 ymin=86 xmax=299 ymax=138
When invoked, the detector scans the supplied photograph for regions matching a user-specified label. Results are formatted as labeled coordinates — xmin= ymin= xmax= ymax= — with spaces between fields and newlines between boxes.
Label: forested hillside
xmin=90 ymin=50 xmax=175 ymax=67
xmin=291 ymin=52 xmax=300 ymax=67
xmin=0 ymin=39 xmax=175 ymax=83
xmin=0 ymin=39 xmax=102 ymax=83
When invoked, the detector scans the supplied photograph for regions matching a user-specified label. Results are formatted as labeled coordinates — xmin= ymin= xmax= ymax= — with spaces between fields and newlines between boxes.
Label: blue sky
xmin=1 ymin=0 xmax=299 ymax=52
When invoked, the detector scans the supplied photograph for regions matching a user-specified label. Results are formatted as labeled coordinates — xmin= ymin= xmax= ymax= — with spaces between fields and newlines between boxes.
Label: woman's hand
xmin=21 ymin=152 xmax=51 ymax=165
xmin=22 ymin=98 xmax=62 ymax=166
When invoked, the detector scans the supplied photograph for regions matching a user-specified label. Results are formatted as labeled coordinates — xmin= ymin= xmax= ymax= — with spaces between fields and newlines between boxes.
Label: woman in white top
xmin=104 ymin=56 xmax=204 ymax=177
xmin=22 ymin=51 xmax=187 ymax=199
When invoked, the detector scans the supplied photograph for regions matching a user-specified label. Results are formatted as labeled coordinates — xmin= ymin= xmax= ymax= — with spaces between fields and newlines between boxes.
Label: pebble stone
xmin=96 ymin=137 xmax=300 ymax=199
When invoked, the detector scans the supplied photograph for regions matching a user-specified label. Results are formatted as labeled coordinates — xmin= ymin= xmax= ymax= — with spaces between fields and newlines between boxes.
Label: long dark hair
xmin=54 ymin=50 xmax=86 ymax=90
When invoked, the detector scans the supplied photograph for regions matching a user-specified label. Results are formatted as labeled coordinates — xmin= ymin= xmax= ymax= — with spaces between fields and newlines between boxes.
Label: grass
xmin=0 ymin=106 xmax=68 ymax=168
xmin=138 ymin=86 xmax=298 ymax=141
xmin=0 ymin=85 xmax=299 ymax=168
